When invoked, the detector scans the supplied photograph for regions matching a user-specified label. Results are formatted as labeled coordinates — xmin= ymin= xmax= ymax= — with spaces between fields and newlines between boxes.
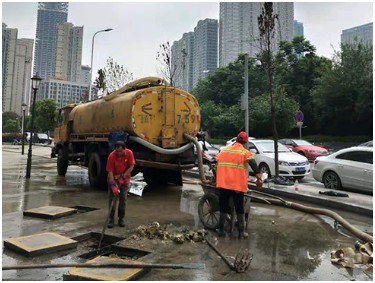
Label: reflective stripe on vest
xmin=215 ymin=143 xmax=252 ymax=192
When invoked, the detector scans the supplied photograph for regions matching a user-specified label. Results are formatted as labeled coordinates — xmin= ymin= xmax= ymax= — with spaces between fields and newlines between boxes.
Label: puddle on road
xmin=2 ymin=147 xmax=373 ymax=281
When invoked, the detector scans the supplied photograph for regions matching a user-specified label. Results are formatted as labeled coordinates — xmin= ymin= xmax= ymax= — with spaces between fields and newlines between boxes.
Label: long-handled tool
xmin=205 ymin=236 xmax=252 ymax=273
xmin=2 ymin=262 xmax=205 ymax=270
xmin=97 ymin=197 xmax=117 ymax=253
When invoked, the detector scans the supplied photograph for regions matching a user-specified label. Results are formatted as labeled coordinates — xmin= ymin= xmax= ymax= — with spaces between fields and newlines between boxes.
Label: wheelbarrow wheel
xmin=198 ymin=193 xmax=220 ymax=230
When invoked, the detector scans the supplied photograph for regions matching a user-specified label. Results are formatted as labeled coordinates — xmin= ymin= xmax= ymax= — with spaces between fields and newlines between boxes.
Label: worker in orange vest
xmin=215 ymin=131 xmax=262 ymax=239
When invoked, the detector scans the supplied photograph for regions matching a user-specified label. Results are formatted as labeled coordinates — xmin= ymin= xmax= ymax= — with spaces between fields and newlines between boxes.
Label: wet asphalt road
xmin=2 ymin=144 xmax=373 ymax=281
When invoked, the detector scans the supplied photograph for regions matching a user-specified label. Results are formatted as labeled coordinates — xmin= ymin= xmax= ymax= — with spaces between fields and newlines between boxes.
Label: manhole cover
xmin=23 ymin=206 xmax=77 ymax=219
xmin=63 ymin=256 xmax=149 ymax=281
xmin=4 ymin=232 xmax=77 ymax=257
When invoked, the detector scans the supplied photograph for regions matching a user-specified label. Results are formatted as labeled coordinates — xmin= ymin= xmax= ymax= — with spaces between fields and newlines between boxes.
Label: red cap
xmin=236 ymin=131 xmax=248 ymax=144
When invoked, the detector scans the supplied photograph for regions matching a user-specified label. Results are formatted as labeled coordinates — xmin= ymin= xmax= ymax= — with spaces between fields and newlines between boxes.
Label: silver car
xmin=248 ymin=139 xmax=311 ymax=180
xmin=312 ymin=146 xmax=373 ymax=192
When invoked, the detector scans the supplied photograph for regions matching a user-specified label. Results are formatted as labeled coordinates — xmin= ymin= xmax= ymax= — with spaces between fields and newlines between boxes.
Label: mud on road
xmin=2 ymin=145 xmax=373 ymax=281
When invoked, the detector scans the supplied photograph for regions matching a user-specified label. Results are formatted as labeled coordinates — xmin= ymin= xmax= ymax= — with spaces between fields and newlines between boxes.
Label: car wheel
xmin=259 ymin=163 xmax=271 ymax=178
xmin=298 ymin=151 xmax=305 ymax=157
xmin=323 ymin=171 xmax=342 ymax=190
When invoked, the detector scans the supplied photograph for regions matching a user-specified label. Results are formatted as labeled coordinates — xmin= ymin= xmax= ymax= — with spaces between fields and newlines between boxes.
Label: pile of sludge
xmin=130 ymin=221 xmax=207 ymax=244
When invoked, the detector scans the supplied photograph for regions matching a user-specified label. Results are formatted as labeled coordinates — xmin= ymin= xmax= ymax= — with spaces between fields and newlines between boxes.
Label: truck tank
xmin=68 ymin=77 xmax=201 ymax=148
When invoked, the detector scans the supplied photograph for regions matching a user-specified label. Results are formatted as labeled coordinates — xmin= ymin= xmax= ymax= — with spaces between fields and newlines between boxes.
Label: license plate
xmin=295 ymin=167 xmax=305 ymax=172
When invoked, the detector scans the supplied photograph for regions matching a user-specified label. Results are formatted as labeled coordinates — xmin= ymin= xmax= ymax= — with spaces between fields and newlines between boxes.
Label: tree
xmin=94 ymin=57 xmax=133 ymax=97
xmin=257 ymin=2 xmax=281 ymax=177
xmin=3 ymin=119 xmax=20 ymax=133
xmin=35 ymin=99 xmax=58 ymax=136
xmin=2 ymin=111 xmax=19 ymax=127
xmin=156 ymin=41 xmax=178 ymax=86
xmin=249 ymin=87 xmax=299 ymax=137
xmin=276 ymin=37 xmax=331 ymax=134
xmin=312 ymin=43 xmax=373 ymax=136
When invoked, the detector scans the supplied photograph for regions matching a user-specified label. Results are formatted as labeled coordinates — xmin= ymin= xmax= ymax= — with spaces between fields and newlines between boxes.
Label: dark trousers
xmin=108 ymin=184 xmax=130 ymax=220
xmin=219 ymin=188 xmax=244 ymax=215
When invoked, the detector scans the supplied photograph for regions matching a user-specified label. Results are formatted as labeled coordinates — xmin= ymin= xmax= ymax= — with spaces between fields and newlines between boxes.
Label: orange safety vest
xmin=216 ymin=142 xmax=254 ymax=192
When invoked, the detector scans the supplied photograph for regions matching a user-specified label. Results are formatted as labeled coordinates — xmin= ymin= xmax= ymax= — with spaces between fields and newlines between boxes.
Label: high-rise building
xmin=33 ymin=2 xmax=68 ymax=80
xmin=172 ymin=19 xmax=218 ymax=92
xmin=80 ymin=65 xmax=91 ymax=85
xmin=341 ymin=22 xmax=373 ymax=47
xmin=12 ymin=38 xmax=34 ymax=115
xmin=2 ymin=23 xmax=17 ymax=112
xmin=55 ymin=22 xmax=83 ymax=82
xmin=192 ymin=19 xmax=218 ymax=88
xmin=293 ymin=20 xmax=304 ymax=37
xmin=171 ymin=32 xmax=194 ymax=92
xmin=2 ymin=23 xmax=34 ymax=115
xmin=219 ymin=2 xmax=294 ymax=67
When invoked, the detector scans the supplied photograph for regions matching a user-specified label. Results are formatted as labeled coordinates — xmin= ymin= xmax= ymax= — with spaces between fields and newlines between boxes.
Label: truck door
xmin=54 ymin=106 xmax=74 ymax=143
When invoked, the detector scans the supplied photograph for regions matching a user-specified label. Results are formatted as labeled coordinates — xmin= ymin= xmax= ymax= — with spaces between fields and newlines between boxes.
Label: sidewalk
xmin=183 ymin=168 xmax=373 ymax=217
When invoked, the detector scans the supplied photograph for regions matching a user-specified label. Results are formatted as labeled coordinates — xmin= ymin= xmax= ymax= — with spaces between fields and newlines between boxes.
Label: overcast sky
xmin=2 ymin=1 xmax=373 ymax=81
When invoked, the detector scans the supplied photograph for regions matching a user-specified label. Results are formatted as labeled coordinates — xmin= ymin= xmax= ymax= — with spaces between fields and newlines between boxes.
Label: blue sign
xmin=296 ymin=110 xmax=304 ymax=122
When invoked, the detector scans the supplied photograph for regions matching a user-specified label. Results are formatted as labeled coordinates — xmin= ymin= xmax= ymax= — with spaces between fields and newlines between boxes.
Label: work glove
xmin=110 ymin=182 xmax=120 ymax=197
xmin=255 ymin=173 xmax=263 ymax=189
xmin=118 ymin=174 xmax=127 ymax=185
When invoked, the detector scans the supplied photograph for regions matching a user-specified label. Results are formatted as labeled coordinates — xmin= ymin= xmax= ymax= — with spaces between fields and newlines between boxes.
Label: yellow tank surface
xmin=69 ymin=79 xmax=200 ymax=148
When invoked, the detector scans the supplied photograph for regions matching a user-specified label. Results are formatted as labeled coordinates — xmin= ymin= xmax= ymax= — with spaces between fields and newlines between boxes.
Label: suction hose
xmin=249 ymin=191 xmax=373 ymax=244
xmin=183 ymin=133 xmax=209 ymax=184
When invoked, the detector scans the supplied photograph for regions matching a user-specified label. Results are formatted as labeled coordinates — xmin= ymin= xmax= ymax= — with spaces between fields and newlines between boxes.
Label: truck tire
xmin=88 ymin=153 xmax=107 ymax=189
xmin=57 ymin=147 xmax=68 ymax=176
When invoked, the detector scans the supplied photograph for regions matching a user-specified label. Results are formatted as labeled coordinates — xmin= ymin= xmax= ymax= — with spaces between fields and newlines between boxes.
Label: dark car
xmin=279 ymin=138 xmax=329 ymax=162
xmin=194 ymin=140 xmax=219 ymax=164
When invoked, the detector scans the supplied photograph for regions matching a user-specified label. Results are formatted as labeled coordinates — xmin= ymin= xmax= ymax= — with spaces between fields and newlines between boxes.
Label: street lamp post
xmin=21 ymin=102 xmax=27 ymax=155
xmin=88 ymin=28 xmax=113 ymax=101
xmin=25 ymin=74 xmax=42 ymax=179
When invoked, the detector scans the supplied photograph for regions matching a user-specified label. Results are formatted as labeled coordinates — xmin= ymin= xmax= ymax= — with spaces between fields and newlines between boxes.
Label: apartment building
xmin=172 ymin=19 xmax=218 ymax=92
xmin=2 ymin=23 xmax=34 ymax=115
xmin=219 ymin=2 xmax=294 ymax=67
xmin=55 ymin=22 xmax=83 ymax=82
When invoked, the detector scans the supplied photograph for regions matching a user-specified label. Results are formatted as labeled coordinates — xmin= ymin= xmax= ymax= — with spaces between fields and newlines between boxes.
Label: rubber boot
xmin=119 ymin=218 xmax=125 ymax=227
xmin=107 ymin=218 xmax=114 ymax=228
xmin=217 ymin=213 xmax=226 ymax=237
xmin=238 ymin=214 xmax=248 ymax=239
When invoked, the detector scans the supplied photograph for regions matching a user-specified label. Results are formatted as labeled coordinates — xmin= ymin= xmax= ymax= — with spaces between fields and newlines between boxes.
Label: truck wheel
xmin=57 ymin=148 xmax=68 ymax=176
xmin=88 ymin=153 xmax=107 ymax=189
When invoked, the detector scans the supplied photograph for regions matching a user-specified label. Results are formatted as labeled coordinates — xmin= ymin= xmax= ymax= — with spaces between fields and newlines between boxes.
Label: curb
xmin=183 ymin=170 xmax=373 ymax=217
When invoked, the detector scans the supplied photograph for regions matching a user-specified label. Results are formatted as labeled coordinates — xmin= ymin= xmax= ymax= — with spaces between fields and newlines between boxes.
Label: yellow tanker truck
xmin=51 ymin=77 xmax=201 ymax=188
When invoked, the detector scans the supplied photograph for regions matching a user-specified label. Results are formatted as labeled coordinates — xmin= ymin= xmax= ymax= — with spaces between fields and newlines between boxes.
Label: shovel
xmin=97 ymin=197 xmax=117 ymax=253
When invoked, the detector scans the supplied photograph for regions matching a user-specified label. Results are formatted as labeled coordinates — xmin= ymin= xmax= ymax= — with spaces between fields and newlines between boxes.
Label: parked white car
xmin=248 ymin=139 xmax=311 ymax=180
xmin=226 ymin=136 xmax=256 ymax=146
xmin=312 ymin=146 xmax=373 ymax=193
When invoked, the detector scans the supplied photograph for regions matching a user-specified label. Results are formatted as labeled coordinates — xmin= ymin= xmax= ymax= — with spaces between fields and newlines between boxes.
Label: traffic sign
xmin=296 ymin=110 xmax=304 ymax=122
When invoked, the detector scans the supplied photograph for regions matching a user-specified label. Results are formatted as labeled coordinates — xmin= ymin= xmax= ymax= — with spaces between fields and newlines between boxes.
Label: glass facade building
xmin=33 ymin=2 xmax=69 ymax=80
xmin=341 ymin=22 xmax=373 ymax=47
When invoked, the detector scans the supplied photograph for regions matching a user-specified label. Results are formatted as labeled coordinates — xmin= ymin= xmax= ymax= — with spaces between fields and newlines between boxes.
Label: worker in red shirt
xmin=106 ymin=140 xmax=135 ymax=228
xmin=215 ymin=131 xmax=262 ymax=239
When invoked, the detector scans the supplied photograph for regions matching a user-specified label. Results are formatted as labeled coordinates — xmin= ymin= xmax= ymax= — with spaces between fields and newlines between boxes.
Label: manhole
xmin=71 ymin=232 xmax=126 ymax=259
xmin=23 ymin=206 xmax=77 ymax=219
xmin=79 ymin=244 xmax=151 ymax=260
xmin=63 ymin=256 xmax=150 ymax=281
xmin=4 ymin=232 xmax=77 ymax=257
xmin=69 ymin=206 xmax=99 ymax=213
